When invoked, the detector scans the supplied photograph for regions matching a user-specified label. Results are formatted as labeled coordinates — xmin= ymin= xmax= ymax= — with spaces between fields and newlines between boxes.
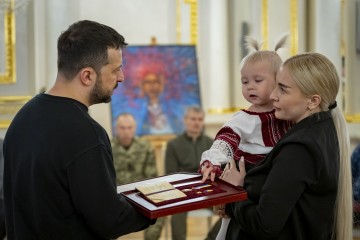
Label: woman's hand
xmin=221 ymin=157 xmax=246 ymax=187
xmin=211 ymin=157 xmax=246 ymax=219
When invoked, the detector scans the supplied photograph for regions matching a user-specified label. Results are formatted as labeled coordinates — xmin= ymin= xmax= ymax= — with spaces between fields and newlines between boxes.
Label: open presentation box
xmin=117 ymin=173 xmax=247 ymax=219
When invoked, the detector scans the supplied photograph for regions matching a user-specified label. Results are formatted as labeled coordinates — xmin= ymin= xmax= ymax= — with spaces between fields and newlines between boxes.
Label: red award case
xmin=117 ymin=173 xmax=248 ymax=219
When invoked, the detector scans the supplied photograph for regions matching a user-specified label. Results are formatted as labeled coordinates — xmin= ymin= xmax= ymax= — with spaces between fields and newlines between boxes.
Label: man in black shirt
xmin=3 ymin=20 xmax=153 ymax=240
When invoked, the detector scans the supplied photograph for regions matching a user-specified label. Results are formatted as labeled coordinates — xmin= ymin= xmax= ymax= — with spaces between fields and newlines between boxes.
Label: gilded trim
xmin=261 ymin=0 xmax=269 ymax=49
xmin=290 ymin=0 xmax=298 ymax=55
xmin=0 ymin=96 xmax=31 ymax=129
xmin=184 ymin=0 xmax=198 ymax=45
xmin=0 ymin=96 xmax=31 ymax=103
xmin=0 ymin=0 xmax=16 ymax=84
xmin=0 ymin=120 xmax=12 ymax=129
xmin=208 ymin=107 xmax=244 ymax=114
xmin=345 ymin=113 xmax=360 ymax=123
xmin=176 ymin=0 xmax=182 ymax=44
xmin=340 ymin=0 xmax=345 ymax=57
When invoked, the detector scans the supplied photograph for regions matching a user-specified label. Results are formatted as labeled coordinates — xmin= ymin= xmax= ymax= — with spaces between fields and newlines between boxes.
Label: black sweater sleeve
xmin=67 ymin=145 xmax=151 ymax=239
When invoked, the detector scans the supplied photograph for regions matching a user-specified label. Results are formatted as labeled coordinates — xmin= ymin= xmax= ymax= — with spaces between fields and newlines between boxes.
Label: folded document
xmin=136 ymin=181 xmax=187 ymax=203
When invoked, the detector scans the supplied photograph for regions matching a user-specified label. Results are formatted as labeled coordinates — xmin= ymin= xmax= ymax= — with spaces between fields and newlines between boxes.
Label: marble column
xmin=313 ymin=0 xmax=342 ymax=109
xmin=44 ymin=0 xmax=79 ymax=89
xmin=344 ymin=0 xmax=360 ymax=115
xmin=206 ymin=0 xmax=231 ymax=112
xmin=31 ymin=0 xmax=47 ymax=93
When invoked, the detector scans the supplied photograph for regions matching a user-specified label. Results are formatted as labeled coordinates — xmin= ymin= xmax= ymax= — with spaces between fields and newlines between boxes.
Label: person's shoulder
xmin=228 ymin=109 xmax=247 ymax=118
xmin=132 ymin=136 xmax=154 ymax=151
xmin=354 ymin=144 xmax=360 ymax=152
xmin=278 ymin=114 xmax=335 ymax=147
xmin=352 ymin=144 xmax=360 ymax=159
xmin=202 ymin=134 xmax=213 ymax=141
xmin=110 ymin=138 xmax=118 ymax=147
xmin=136 ymin=136 xmax=149 ymax=144
xmin=167 ymin=134 xmax=184 ymax=144
xmin=226 ymin=109 xmax=262 ymax=124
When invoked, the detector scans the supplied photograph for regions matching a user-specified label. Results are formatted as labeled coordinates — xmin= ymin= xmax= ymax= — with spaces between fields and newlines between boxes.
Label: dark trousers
xmin=171 ymin=212 xmax=222 ymax=240
xmin=171 ymin=212 xmax=187 ymax=240
xmin=205 ymin=218 xmax=222 ymax=240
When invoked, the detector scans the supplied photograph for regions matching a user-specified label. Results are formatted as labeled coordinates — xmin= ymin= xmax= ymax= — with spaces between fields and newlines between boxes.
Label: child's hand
xmin=220 ymin=157 xmax=246 ymax=187
xmin=200 ymin=161 xmax=216 ymax=182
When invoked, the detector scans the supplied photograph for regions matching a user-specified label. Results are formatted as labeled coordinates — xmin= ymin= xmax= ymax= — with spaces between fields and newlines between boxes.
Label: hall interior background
xmin=1 ymin=0 xmax=360 ymax=140
xmin=1 ymin=0 xmax=360 ymax=238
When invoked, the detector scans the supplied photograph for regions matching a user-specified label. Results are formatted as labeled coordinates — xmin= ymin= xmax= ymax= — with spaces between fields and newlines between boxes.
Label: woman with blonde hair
xmin=212 ymin=53 xmax=352 ymax=239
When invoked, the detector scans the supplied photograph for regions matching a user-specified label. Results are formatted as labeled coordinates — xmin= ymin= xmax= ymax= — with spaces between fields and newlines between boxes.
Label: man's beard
xmin=89 ymin=75 xmax=116 ymax=105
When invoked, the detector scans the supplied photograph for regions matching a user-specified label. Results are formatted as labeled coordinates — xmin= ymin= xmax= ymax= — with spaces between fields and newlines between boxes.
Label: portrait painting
xmin=111 ymin=45 xmax=201 ymax=136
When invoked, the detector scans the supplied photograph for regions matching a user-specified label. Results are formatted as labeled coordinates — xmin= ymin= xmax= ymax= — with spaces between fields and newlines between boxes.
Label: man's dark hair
xmin=57 ymin=20 xmax=128 ymax=79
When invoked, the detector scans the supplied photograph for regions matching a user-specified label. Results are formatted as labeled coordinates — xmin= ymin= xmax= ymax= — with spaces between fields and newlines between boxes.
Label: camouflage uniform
xmin=111 ymin=137 xmax=164 ymax=240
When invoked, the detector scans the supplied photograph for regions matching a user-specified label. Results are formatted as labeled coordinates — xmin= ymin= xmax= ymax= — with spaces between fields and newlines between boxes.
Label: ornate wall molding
xmin=261 ymin=0 xmax=298 ymax=54
xmin=0 ymin=96 xmax=31 ymax=128
xmin=290 ymin=0 xmax=299 ymax=55
xmin=176 ymin=0 xmax=198 ymax=45
xmin=0 ymin=3 xmax=16 ymax=84
xmin=261 ymin=0 xmax=269 ymax=49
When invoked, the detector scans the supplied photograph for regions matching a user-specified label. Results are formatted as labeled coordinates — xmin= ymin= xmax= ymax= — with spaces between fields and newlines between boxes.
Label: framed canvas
xmin=111 ymin=45 xmax=201 ymax=136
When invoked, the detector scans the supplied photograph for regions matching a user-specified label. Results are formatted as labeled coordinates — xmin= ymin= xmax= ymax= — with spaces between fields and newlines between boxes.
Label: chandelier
xmin=0 ymin=0 xmax=31 ymax=13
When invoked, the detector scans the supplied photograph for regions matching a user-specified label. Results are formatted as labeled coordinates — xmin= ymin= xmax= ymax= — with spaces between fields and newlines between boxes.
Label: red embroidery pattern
xmin=234 ymin=149 xmax=265 ymax=165
xmin=259 ymin=112 xmax=293 ymax=147
xmin=215 ymin=127 xmax=241 ymax=155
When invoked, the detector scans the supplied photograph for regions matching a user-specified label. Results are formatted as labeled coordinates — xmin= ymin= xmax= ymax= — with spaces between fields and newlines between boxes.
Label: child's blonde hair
xmin=240 ymin=35 xmax=288 ymax=76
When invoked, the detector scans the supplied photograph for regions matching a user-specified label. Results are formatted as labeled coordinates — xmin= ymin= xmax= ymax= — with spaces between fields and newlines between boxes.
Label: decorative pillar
xmin=314 ymin=0 xmax=342 ymax=110
xmin=344 ymin=0 xmax=360 ymax=119
xmin=32 ymin=0 xmax=47 ymax=93
xmin=0 ymin=1 xmax=16 ymax=84
xmin=44 ymin=0 xmax=79 ymax=89
xmin=207 ymin=0 xmax=231 ymax=113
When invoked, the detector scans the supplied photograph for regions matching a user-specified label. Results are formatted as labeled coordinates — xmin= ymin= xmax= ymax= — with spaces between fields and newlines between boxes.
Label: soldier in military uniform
xmin=112 ymin=113 xmax=164 ymax=240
